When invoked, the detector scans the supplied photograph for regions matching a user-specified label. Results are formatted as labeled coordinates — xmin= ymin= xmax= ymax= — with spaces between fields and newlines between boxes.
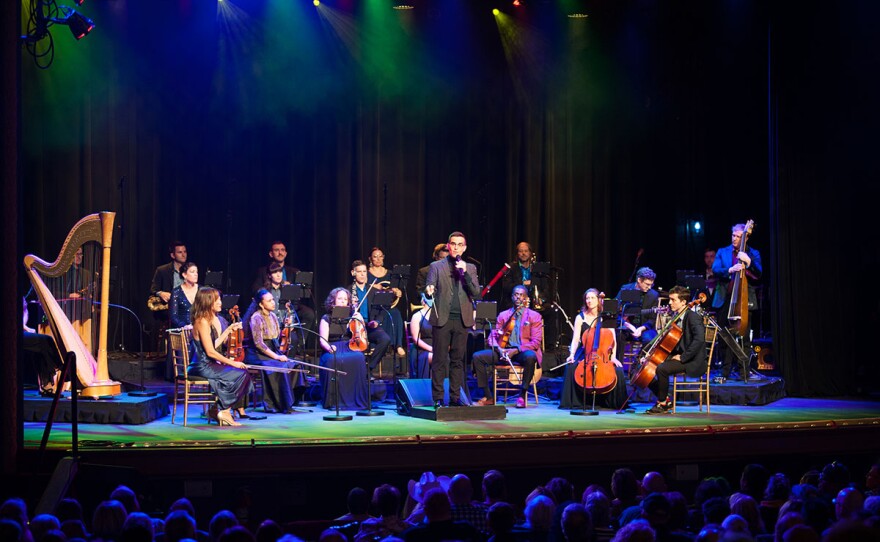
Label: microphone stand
xmin=571 ymin=317 xmax=600 ymax=416
xmin=94 ymin=301 xmax=154 ymax=397
xmin=287 ymin=308 xmax=318 ymax=407
xmin=291 ymin=324 xmax=352 ymax=422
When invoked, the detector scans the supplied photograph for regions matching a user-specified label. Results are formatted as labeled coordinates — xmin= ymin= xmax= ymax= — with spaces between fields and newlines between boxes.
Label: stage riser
xmin=23 ymin=392 xmax=169 ymax=424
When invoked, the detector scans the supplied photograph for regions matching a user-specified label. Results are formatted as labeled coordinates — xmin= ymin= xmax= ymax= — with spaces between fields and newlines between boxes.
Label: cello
xmin=227 ymin=305 xmax=246 ymax=362
xmin=573 ymin=293 xmax=618 ymax=394
xmin=630 ymin=293 xmax=706 ymax=389
xmin=727 ymin=219 xmax=755 ymax=338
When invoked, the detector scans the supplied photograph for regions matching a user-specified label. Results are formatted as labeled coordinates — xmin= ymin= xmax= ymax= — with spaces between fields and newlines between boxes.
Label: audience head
xmin=774 ymin=512 xmax=804 ymax=542
xmin=545 ymin=477 xmax=574 ymax=505
xmin=695 ymin=525 xmax=722 ymax=542
xmin=695 ymin=478 xmax=728 ymax=507
xmin=422 ymin=488 xmax=451 ymax=523
xmin=663 ymin=491 xmax=688 ymax=531
xmin=372 ymin=484 xmax=402 ymax=518
xmin=866 ymin=463 xmax=880 ymax=494
xmin=218 ymin=526 xmax=254 ymax=542
xmin=208 ymin=511 xmax=238 ymax=542
xmin=254 ymin=520 xmax=282 ymax=542
xmin=163 ymin=510 xmax=196 ymax=542
xmin=60 ymin=519 xmax=88 ymax=541
xmin=120 ymin=512 xmax=154 ymax=542
xmin=720 ymin=514 xmax=748 ymax=534
xmin=612 ymin=468 xmax=641 ymax=504
xmin=822 ymin=518 xmax=880 ymax=541
xmin=818 ymin=462 xmax=850 ymax=497
xmin=611 ymin=519 xmax=655 ymax=542
xmin=799 ymin=470 xmax=820 ymax=488
xmin=29 ymin=515 xmax=61 ymax=542
xmin=317 ymin=528 xmax=346 ymax=542
xmin=168 ymin=498 xmax=196 ymax=519
xmin=583 ymin=491 xmax=612 ymax=529
xmin=642 ymin=472 xmax=667 ymax=496
xmin=800 ymin=498 xmax=831 ymax=533
xmin=524 ymin=495 xmax=556 ymax=532
xmin=448 ymin=474 xmax=474 ymax=506
xmin=487 ymin=502 xmax=516 ymax=535
xmin=0 ymin=498 xmax=30 ymax=530
xmin=780 ymin=524 xmax=819 ymax=542
xmin=639 ymin=493 xmax=671 ymax=529
xmin=0 ymin=518 xmax=22 ymax=542
xmin=110 ymin=486 xmax=140 ymax=515
xmin=864 ymin=495 xmax=880 ymax=516
xmin=730 ymin=493 xmax=764 ymax=535
xmin=740 ymin=464 xmax=770 ymax=501
xmin=92 ymin=500 xmax=127 ymax=541
xmin=702 ymin=496 xmax=730 ymax=527
xmin=764 ymin=473 xmax=791 ymax=502
xmin=55 ymin=500 xmax=83 ymax=523
xmin=482 ymin=470 xmax=507 ymax=503
xmin=561 ymin=503 xmax=592 ymax=542
xmin=345 ymin=487 xmax=370 ymax=517
xmin=833 ymin=487 xmax=863 ymax=521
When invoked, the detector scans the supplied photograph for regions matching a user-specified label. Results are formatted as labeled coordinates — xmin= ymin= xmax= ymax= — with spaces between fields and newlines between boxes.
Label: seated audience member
xmin=54 ymin=499 xmax=84 ymax=524
xmin=610 ymin=519 xmax=656 ymax=542
xmin=864 ymin=463 xmax=880 ymax=498
xmin=162 ymin=510 xmax=197 ymax=542
xmin=29 ymin=514 xmax=61 ymax=542
xmin=740 ymin=464 xmax=771 ymax=503
xmin=218 ymin=525 xmax=255 ymax=542
xmin=356 ymin=484 xmax=414 ymax=541
xmin=60 ymin=519 xmax=88 ymax=541
xmin=773 ymin=512 xmax=805 ymax=542
xmin=403 ymin=472 xmax=451 ymax=525
xmin=817 ymin=462 xmax=850 ymax=506
xmin=730 ymin=493 xmax=766 ymax=536
xmin=638 ymin=493 xmax=691 ymax=542
xmin=561 ymin=503 xmax=593 ymax=542
xmin=780 ymin=524 xmax=819 ymax=542
xmin=546 ymin=477 xmax=576 ymax=541
xmin=92 ymin=500 xmax=127 ymax=542
xmin=694 ymin=525 xmax=722 ymax=542
xmin=0 ymin=518 xmax=23 ymax=542
xmin=318 ymin=528 xmax=347 ymax=542
xmin=833 ymin=487 xmax=864 ymax=521
xmin=486 ymin=502 xmax=517 ymax=542
xmin=662 ymin=492 xmax=691 ymax=538
xmin=822 ymin=518 xmax=880 ymax=541
xmin=584 ymin=491 xmax=616 ymax=542
xmin=254 ymin=520 xmax=282 ymax=542
xmin=760 ymin=473 xmax=791 ymax=533
xmin=209 ymin=511 xmax=239 ymax=542
xmin=335 ymin=487 xmax=372 ymax=523
xmin=611 ymin=469 xmax=642 ymax=525
xmin=642 ymin=473 xmax=668 ymax=497
xmin=110 ymin=486 xmax=141 ymax=515
xmin=482 ymin=470 xmax=509 ymax=507
xmin=400 ymin=487 xmax=480 ymax=542
xmin=121 ymin=512 xmax=155 ymax=542
xmin=701 ymin=497 xmax=730 ymax=528
xmin=447 ymin=474 xmax=489 ymax=533
xmin=520 ymin=495 xmax=556 ymax=541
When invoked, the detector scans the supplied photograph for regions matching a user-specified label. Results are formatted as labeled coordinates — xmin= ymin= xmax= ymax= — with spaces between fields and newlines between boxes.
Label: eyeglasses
xmin=449 ymin=242 xmax=465 ymax=247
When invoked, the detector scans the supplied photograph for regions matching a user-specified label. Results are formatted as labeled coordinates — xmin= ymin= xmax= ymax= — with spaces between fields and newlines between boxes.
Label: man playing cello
xmin=644 ymin=286 xmax=707 ymax=414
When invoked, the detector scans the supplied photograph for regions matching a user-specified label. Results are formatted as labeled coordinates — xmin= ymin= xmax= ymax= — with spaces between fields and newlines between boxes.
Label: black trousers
xmin=648 ymin=359 xmax=687 ymax=402
xmin=431 ymin=317 xmax=468 ymax=402
xmin=472 ymin=348 xmax=538 ymax=398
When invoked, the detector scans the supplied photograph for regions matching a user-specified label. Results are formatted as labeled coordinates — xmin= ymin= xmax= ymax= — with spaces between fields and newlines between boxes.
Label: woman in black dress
xmin=318 ymin=287 xmax=369 ymax=410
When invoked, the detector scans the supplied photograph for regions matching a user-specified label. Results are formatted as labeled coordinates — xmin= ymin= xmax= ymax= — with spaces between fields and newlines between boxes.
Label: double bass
xmin=630 ymin=293 xmax=707 ymax=389
xmin=227 ymin=305 xmax=246 ymax=362
xmin=727 ymin=219 xmax=755 ymax=338
xmin=572 ymin=293 xmax=617 ymax=394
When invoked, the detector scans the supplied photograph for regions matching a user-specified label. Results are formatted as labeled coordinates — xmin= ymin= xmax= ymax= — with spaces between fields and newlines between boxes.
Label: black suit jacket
xmin=150 ymin=262 xmax=177 ymax=296
xmin=615 ymin=283 xmax=660 ymax=330
xmin=675 ymin=309 xmax=708 ymax=378
xmin=500 ymin=262 xmax=549 ymax=309
xmin=426 ymin=257 xmax=481 ymax=328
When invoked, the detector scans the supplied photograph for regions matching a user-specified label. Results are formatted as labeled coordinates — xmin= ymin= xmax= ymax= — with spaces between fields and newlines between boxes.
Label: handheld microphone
xmin=455 ymin=255 xmax=463 ymax=277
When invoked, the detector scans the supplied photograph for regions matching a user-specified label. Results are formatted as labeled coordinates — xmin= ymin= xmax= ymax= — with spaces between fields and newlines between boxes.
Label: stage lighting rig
xmin=20 ymin=0 xmax=96 ymax=69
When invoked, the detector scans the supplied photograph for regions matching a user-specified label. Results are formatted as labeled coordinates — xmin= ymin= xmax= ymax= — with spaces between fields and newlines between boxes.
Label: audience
xmin=5 ymin=458 xmax=880 ymax=542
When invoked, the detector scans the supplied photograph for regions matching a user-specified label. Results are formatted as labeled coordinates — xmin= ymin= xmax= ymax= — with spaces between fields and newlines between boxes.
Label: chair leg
xmin=172 ymin=381 xmax=178 ymax=424
xmin=493 ymin=369 xmax=498 ymax=404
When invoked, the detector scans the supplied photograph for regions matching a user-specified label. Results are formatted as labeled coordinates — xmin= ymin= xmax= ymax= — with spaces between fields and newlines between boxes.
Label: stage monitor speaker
xmin=396 ymin=378 xmax=470 ymax=415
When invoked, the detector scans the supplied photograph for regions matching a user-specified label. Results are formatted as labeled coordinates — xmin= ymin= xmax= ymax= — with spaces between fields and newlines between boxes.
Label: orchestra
xmin=25 ymin=218 xmax=763 ymax=423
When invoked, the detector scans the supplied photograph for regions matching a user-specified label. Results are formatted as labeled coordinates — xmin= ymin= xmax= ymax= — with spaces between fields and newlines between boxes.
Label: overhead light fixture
xmin=568 ymin=13 xmax=589 ymax=19
xmin=392 ymin=2 xmax=414 ymax=9
xmin=65 ymin=11 xmax=95 ymax=40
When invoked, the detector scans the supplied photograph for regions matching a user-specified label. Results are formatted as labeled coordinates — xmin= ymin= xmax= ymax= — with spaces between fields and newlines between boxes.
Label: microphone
xmin=455 ymin=255 xmax=464 ymax=277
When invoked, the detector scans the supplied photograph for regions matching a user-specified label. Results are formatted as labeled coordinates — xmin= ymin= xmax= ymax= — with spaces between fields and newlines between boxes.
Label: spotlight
xmin=492 ymin=8 xmax=500 ymax=15
xmin=313 ymin=0 xmax=319 ymax=5
xmin=66 ymin=11 xmax=95 ymax=40
xmin=392 ymin=1 xmax=414 ymax=8
xmin=693 ymin=221 xmax=702 ymax=232
xmin=512 ymin=0 xmax=521 ymax=5
xmin=568 ymin=13 xmax=589 ymax=19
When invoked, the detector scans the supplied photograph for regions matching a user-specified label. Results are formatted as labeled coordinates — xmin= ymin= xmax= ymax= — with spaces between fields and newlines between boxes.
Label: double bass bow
xmin=727 ymin=219 xmax=755 ymax=338
xmin=630 ymin=293 xmax=707 ymax=389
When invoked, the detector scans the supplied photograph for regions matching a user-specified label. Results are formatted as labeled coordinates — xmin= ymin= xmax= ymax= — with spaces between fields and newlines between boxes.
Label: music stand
xmin=281 ymin=285 xmax=306 ymax=304
xmin=475 ymin=301 xmax=497 ymax=337
xmin=204 ymin=271 xmax=224 ymax=289
xmin=324 ymin=306 xmax=354 ymax=421
xmin=361 ymin=292 xmax=396 ymax=416
xmin=293 ymin=271 xmax=313 ymax=295
xmin=531 ymin=261 xmax=551 ymax=277
xmin=221 ymin=295 xmax=240 ymax=313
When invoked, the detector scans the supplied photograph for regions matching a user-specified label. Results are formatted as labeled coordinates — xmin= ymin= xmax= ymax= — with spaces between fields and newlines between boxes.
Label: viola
xmin=573 ymin=293 xmax=617 ymax=394
xmin=630 ymin=293 xmax=706 ymax=389
xmin=348 ymin=317 xmax=369 ymax=352
xmin=278 ymin=302 xmax=292 ymax=355
xmin=227 ymin=305 xmax=246 ymax=362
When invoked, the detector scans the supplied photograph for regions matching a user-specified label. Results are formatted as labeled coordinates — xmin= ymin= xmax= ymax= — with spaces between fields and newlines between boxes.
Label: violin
xmin=227 ymin=305 xmax=246 ymax=362
xmin=573 ymin=293 xmax=617 ymax=394
xmin=278 ymin=302 xmax=292 ymax=355
xmin=348 ymin=317 xmax=369 ymax=352
xmin=727 ymin=219 xmax=755 ymax=337
xmin=630 ymin=293 xmax=706 ymax=389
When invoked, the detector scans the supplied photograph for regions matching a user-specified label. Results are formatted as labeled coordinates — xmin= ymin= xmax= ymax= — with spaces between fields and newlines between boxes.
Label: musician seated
xmin=472 ymin=286 xmax=543 ymax=408
xmin=644 ymin=286 xmax=707 ymax=414
xmin=501 ymin=242 xmax=549 ymax=311
xmin=558 ymin=289 xmax=627 ymax=410
xmin=252 ymin=241 xmax=317 ymax=350
xmin=350 ymin=260 xmax=392 ymax=371
xmin=242 ymin=289 xmax=303 ymax=415
xmin=367 ymin=247 xmax=407 ymax=360
xmin=188 ymin=287 xmax=254 ymax=427
xmin=318 ymin=288 xmax=370 ymax=410
xmin=22 ymin=298 xmax=64 ymax=396
xmin=615 ymin=267 xmax=660 ymax=346
xmin=409 ymin=296 xmax=434 ymax=379
xmin=415 ymin=244 xmax=449 ymax=294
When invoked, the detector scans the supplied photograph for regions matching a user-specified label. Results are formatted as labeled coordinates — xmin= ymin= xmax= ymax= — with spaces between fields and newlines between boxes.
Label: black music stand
xmin=280 ymin=285 xmax=316 ymax=407
xmin=361 ymin=292 xmax=395 ymax=416
xmin=475 ymin=301 xmax=498 ymax=338
xmin=390 ymin=264 xmax=411 ymax=319
xmin=325 ymin=306 xmax=354 ymax=421
xmin=204 ymin=271 xmax=224 ymax=290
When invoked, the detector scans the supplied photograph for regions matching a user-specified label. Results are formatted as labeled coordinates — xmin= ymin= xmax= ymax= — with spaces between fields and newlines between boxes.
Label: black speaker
xmin=396 ymin=378 xmax=471 ymax=415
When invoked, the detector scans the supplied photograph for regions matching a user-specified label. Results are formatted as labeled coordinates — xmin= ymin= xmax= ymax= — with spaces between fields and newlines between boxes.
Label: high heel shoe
xmin=216 ymin=409 xmax=241 ymax=427
xmin=207 ymin=405 xmax=219 ymax=423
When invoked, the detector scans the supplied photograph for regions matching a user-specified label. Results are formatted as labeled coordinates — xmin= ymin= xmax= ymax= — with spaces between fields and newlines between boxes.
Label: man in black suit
xmin=149 ymin=241 xmax=187 ymax=305
xmin=500 ymin=241 xmax=549 ymax=310
xmin=251 ymin=241 xmax=316 ymax=349
xmin=425 ymin=232 xmax=481 ymax=407
xmin=645 ymin=286 xmax=707 ymax=414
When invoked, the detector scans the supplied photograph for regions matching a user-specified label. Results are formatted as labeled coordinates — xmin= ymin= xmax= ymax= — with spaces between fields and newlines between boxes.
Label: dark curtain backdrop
xmin=16 ymin=1 xmax=872 ymax=398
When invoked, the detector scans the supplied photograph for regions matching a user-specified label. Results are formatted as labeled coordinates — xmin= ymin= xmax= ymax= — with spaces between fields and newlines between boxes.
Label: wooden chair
xmin=168 ymin=328 xmax=216 ymax=426
xmin=494 ymin=364 xmax=540 ymax=407
xmin=671 ymin=317 xmax=718 ymax=414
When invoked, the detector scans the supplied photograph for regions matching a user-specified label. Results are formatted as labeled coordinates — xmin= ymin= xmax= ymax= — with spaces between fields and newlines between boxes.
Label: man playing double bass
xmin=644 ymin=286 xmax=707 ymax=414
xmin=472 ymin=285 xmax=543 ymax=408
xmin=711 ymin=223 xmax=762 ymax=382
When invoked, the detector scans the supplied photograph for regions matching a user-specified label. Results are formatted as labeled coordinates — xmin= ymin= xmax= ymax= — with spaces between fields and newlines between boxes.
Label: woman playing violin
xmin=558 ymin=288 xmax=627 ymax=410
xmin=644 ymin=286 xmax=707 ymax=414
xmin=317 ymin=287 xmax=370 ymax=410
xmin=242 ymin=289 xmax=304 ymax=414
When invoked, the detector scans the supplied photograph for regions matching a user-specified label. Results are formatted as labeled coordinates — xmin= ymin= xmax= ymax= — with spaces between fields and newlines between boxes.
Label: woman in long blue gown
xmin=318 ymin=287 xmax=369 ymax=410
xmin=188 ymin=287 xmax=253 ymax=426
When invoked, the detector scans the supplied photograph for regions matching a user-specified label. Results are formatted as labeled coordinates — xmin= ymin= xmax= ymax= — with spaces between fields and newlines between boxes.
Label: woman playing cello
xmin=559 ymin=289 xmax=627 ymax=410
xmin=643 ymin=285 xmax=707 ymax=414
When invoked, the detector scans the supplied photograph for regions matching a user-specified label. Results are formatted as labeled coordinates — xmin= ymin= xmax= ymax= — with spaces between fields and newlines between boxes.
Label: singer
xmin=424 ymin=231 xmax=481 ymax=408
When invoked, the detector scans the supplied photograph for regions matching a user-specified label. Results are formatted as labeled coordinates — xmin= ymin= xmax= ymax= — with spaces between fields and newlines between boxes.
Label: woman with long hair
xmin=367 ymin=247 xmax=407 ymax=360
xmin=188 ymin=287 xmax=253 ymax=426
xmin=169 ymin=261 xmax=199 ymax=328
xmin=317 ymin=287 xmax=369 ymax=410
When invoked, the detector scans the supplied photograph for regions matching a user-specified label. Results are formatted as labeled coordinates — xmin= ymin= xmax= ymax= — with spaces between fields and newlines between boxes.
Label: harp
xmin=24 ymin=212 xmax=121 ymax=397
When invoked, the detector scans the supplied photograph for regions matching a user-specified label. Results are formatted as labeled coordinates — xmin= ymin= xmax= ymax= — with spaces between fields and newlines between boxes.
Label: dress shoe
xmin=475 ymin=397 xmax=495 ymax=406
xmin=448 ymin=399 xmax=467 ymax=407
xmin=515 ymin=397 xmax=526 ymax=409
xmin=645 ymin=400 xmax=673 ymax=415
xmin=433 ymin=400 xmax=443 ymax=409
